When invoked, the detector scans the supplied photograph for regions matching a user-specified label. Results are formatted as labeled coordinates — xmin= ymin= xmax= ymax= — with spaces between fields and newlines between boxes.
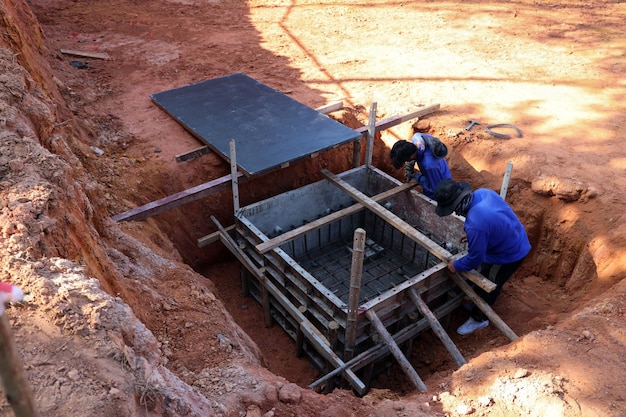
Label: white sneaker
xmin=457 ymin=317 xmax=489 ymax=335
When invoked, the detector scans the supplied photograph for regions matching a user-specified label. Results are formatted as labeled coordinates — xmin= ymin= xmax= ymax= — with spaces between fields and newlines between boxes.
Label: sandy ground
xmin=0 ymin=0 xmax=625 ymax=416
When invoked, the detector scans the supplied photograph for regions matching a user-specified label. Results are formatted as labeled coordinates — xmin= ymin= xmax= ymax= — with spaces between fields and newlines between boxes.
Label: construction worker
xmin=432 ymin=179 xmax=531 ymax=335
xmin=389 ymin=133 xmax=451 ymax=199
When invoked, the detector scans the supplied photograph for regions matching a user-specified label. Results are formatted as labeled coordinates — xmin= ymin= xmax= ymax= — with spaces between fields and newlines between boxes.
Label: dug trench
xmin=129 ymin=115 xmax=601 ymax=395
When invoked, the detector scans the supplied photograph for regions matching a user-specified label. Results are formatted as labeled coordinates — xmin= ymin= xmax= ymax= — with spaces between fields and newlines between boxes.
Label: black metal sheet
xmin=151 ymin=72 xmax=361 ymax=176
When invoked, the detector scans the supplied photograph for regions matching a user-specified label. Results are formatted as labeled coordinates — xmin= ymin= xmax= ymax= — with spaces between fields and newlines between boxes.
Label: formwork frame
xmin=211 ymin=163 xmax=520 ymax=395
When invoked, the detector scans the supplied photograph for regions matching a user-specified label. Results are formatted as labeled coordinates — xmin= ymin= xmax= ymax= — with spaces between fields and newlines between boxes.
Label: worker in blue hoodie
xmin=389 ymin=133 xmax=451 ymax=199
xmin=433 ymin=179 xmax=531 ymax=335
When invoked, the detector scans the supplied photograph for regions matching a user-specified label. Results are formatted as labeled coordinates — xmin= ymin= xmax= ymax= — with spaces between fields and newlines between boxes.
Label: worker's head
xmin=433 ymin=179 xmax=472 ymax=217
xmin=389 ymin=140 xmax=417 ymax=169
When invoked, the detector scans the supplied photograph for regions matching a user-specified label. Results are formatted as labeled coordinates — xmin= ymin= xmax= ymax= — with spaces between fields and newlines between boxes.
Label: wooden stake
xmin=0 ymin=314 xmax=40 ymax=417
xmin=365 ymin=309 xmax=427 ymax=392
xmin=345 ymin=228 xmax=366 ymax=360
xmin=500 ymin=161 xmax=513 ymax=200
xmin=364 ymin=103 xmax=377 ymax=166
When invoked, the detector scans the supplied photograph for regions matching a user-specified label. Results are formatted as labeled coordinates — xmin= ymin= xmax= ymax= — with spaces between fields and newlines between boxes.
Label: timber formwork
xmin=217 ymin=165 xmax=508 ymax=395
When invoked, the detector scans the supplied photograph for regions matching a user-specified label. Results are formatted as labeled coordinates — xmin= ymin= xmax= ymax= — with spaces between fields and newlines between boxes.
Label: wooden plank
xmin=255 ymin=181 xmax=415 ymax=254
xmin=315 ymin=101 xmax=343 ymax=114
xmin=365 ymin=309 xmax=427 ymax=392
xmin=60 ymin=48 xmax=110 ymax=60
xmin=320 ymin=169 xmax=496 ymax=293
xmin=450 ymin=273 xmax=518 ymax=341
xmin=354 ymin=103 xmax=441 ymax=134
xmin=112 ymin=172 xmax=245 ymax=222
xmin=408 ymin=288 xmax=466 ymax=367
xmin=197 ymin=225 xmax=236 ymax=247
xmin=175 ymin=145 xmax=212 ymax=163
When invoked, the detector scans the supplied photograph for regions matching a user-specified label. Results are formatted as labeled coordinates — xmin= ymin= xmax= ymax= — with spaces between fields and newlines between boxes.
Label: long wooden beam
xmin=450 ymin=273 xmax=518 ymax=341
xmin=255 ymin=181 xmax=415 ymax=254
xmin=112 ymin=172 xmax=245 ymax=222
xmin=354 ymin=103 xmax=440 ymax=135
xmin=366 ymin=309 xmax=427 ymax=391
xmin=408 ymin=288 xmax=466 ymax=367
xmin=320 ymin=169 xmax=496 ymax=293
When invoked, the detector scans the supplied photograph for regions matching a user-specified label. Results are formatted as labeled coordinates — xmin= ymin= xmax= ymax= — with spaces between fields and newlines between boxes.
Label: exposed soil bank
xmin=0 ymin=0 xmax=624 ymax=416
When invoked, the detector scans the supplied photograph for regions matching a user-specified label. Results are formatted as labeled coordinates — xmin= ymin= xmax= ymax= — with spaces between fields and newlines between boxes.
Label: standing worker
xmin=389 ymin=133 xmax=451 ymax=199
xmin=432 ymin=179 xmax=531 ymax=335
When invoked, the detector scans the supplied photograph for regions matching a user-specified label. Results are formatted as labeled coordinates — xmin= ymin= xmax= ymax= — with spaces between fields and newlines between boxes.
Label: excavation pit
xmin=218 ymin=165 xmax=495 ymax=394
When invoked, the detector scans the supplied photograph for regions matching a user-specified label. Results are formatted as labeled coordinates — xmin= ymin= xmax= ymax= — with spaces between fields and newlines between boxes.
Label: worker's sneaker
xmin=457 ymin=317 xmax=489 ymax=335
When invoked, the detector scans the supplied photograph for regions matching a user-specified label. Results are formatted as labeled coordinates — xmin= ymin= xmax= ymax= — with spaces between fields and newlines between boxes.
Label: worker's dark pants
xmin=468 ymin=256 xmax=526 ymax=322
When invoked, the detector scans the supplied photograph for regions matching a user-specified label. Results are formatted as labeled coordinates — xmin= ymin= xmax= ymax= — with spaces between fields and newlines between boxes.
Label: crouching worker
xmin=389 ymin=133 xmax=451 ymax=199
xmin=433 ymin=179 xmax=531 ymax=335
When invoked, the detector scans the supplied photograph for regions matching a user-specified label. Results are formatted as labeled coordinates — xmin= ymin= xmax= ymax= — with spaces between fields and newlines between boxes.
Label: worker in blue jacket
xmin=389 ymin=133 xmax=451 ymax=199
xmin=433 ymin=179 xmax=531 ymax=335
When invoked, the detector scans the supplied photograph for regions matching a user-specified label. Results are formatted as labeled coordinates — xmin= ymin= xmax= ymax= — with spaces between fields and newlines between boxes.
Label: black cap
xmin=433 ymin=179 xmax=472 ymax=217
xmin=389 ymin=140 xmax=417 ymax=169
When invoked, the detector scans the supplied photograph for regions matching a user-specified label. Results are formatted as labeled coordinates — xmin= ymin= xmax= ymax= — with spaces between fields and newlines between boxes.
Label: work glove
xmin=404 ymin=160 xmax=416 ymax=182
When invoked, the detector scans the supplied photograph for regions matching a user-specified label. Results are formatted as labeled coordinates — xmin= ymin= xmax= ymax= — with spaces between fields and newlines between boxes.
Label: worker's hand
xmin=447 ymin=260 xmax=456 ymax=273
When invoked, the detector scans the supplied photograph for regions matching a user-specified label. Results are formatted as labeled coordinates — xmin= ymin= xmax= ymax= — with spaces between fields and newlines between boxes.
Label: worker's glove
xmin=404 ymin=160 xmax=416 ymax=182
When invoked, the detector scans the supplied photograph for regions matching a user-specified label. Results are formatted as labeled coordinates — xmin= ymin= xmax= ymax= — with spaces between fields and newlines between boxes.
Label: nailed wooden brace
xmin=450 ymin=273 xmax=519 ymax=341
xmin=365 ymin=309 xmax=427 ymax=392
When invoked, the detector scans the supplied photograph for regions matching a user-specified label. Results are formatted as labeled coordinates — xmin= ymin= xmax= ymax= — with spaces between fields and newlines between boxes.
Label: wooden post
xmin=229 ymin=139 xmax=240 ymax=213
xmin=450 ymin=273 xmax=518 ymax=341
xmin=500 ymin=161 xmax=513 ymax=201
xmin=365 ymin=309 xmax=427 ymax=392
xmin=0 ymin=315 xmax=40 ymax=417
xmin=364 ymin=102 xmax=377 ymax=166
xmin=345 ymin=228 xmax=366 ymax=360
xmin=408 ymin=288 xmax=466 ymax=367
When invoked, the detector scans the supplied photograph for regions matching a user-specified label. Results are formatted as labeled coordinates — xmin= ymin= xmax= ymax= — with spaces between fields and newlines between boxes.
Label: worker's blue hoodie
xmin=412 ymin=134 xmax=451 ymax=198
xmin=454 ymin=188 xmax=531 ymax=271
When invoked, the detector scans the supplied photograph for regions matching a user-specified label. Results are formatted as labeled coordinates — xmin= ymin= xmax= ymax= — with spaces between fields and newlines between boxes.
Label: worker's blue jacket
xmin=412 ymin=134 xmax=451 ymax=198
xmin=454 ymin=188 xmax=531 ymax=271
